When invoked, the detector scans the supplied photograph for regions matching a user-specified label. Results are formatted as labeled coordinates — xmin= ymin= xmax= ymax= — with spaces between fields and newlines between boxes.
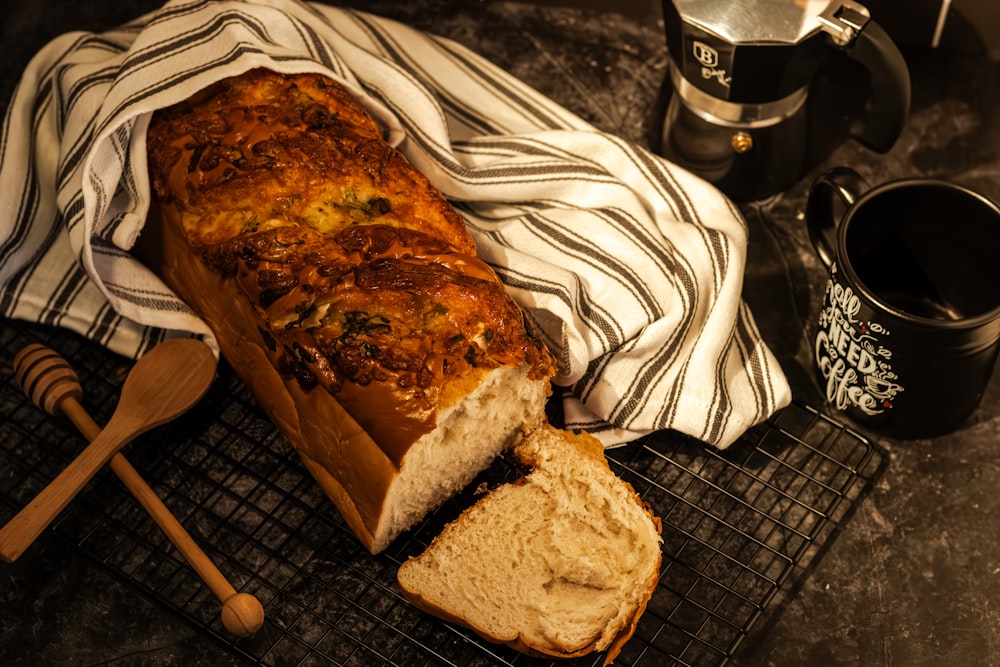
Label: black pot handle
xmin=820 ymin=2 xmax=911 ymax=153
xmin=805 ymin=166 xmax=869 ymax=270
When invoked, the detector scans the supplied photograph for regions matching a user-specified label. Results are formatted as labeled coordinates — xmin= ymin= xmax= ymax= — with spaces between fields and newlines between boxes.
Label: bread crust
xmin=142 ymin=69 xmax=555 ymax=552
xmin=398 ymin=586 xmax=656 ymax=665
xmin=397 ymin=425 xmax=663 ymax=665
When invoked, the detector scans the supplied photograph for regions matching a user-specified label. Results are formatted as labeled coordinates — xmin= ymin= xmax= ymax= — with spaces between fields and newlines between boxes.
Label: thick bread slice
xmin=142 ymin=69 xmax=555 ymax=553
xmin=396 ymin=424 xmax=663 ymax=665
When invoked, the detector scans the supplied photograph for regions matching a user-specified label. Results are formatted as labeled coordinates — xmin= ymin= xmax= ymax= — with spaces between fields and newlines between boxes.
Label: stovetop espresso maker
xmin=652 ymin=0 xmax=911 ymax=201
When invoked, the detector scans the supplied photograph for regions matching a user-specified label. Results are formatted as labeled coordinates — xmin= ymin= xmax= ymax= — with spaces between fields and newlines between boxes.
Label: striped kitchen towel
xmin=0 ymin=0 xmax=790 ymax=448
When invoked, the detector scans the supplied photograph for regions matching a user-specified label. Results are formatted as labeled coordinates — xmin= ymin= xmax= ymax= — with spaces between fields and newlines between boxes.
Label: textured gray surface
xmin=2 ymin=1 xmax=999 ymax=665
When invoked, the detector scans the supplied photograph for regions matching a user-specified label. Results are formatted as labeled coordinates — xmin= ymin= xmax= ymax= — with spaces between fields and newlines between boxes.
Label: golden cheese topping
xmin=149 ymin=69 xmax=476 ymax=253
xmin=146 ymin=69 xmax=554 ymax=463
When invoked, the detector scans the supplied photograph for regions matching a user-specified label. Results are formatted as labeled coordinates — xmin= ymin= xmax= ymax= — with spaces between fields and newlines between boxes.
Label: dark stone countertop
xmin=2 ymin=1 xmax=999 ymax=665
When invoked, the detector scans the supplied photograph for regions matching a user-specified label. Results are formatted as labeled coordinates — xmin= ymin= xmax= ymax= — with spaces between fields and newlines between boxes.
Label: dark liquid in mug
xmin=872 ymin=289 xmax=964 ymax=320
xmin=845 ymin=186 xmax=1000 ymax=322
xmin=851 ymin=245 xmax=968 ymax=321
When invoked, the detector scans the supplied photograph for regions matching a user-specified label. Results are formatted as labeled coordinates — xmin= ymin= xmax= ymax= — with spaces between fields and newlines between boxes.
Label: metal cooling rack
xmin=0 ymin=320 xmax=884 ymax=666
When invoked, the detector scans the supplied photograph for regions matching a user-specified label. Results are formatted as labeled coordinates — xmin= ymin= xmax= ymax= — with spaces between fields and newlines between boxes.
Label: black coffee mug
xmin=806 ymin=167 xmax=1000 ymax=439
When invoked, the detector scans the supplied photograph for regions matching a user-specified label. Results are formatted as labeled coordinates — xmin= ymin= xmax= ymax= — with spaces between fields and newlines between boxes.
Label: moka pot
xmin=652 ymin=0 xmax=910 ymax=201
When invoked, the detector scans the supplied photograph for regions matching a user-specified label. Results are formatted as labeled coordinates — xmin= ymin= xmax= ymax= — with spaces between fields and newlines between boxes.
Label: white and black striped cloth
xmin=0 ymin=0 xmax=790 ymax=448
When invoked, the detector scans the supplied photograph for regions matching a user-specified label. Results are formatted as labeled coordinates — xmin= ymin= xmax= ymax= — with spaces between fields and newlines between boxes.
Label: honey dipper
xmin=8 ymin=342 xmax=264 ymax=636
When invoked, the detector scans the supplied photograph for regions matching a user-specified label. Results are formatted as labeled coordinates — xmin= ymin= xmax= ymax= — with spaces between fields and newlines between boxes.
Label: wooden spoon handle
xmin=0 ymin=416 xmax=146 ymax=563
xmin=58 ymin=404 xmax=240 ymax=594
xmin=9 ymin=344 xmax=263 ymax=635
xmin=1 ymin=338 xmax=216 ymax=563
xmin=60 ymin=401 xmax=263 ymax=634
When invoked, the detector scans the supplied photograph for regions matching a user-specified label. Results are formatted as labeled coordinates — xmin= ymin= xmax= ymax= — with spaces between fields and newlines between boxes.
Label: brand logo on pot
xmin=815 ymin=265 xmax=902 ymax=415
xmin=692 ymin=41 xmax=731 ymax=88
xmin=693 ymin=41 xmax=718 ymax=67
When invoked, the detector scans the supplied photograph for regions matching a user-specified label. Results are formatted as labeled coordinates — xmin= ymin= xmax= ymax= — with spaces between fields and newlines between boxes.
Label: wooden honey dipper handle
xmin=12 ymin=344 xmax=264 ymax=636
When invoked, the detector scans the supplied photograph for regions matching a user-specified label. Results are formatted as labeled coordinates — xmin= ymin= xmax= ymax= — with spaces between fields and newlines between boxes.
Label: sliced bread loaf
xmin=143 ymin=69 xmax=555 ymax=554
xmin=396 ymin=424 xmax=662 ymax=664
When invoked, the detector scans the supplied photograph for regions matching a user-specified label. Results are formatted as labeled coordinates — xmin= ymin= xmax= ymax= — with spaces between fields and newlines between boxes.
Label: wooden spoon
xmin=0 ymin=338 xmax=217 ymax=564
xmin=11 ymin=343 xmax=264 ymax=636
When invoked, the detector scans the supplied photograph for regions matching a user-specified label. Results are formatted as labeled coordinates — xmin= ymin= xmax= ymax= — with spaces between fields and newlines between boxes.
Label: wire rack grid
xmin=0 ymin=320 xmax=884 ymax=666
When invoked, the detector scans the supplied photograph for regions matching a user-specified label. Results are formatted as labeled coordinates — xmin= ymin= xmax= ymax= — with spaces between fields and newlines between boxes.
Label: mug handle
xmin=805 ymin=166 xmax=869 ymax=270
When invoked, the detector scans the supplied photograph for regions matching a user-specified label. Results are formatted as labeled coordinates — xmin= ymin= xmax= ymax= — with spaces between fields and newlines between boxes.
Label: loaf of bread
xmin=397 ymin=424 xmax=662 ymax=665
xmin=141 ymin=68 xmax=555 ymax=554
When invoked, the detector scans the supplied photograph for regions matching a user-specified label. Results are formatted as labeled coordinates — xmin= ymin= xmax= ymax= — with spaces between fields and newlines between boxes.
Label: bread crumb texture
xmin=397 ymin=425 xmax=662 ymax=663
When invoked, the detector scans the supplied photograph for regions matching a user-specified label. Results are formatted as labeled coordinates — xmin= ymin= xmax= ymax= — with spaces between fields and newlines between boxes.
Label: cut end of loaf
xmin=143 ymin=68 xmax=559 ymax=558
xmin=369 ymin=363 xmax=549 ymax=553
xmin=396 ymin=424 xmax=662 ymax=663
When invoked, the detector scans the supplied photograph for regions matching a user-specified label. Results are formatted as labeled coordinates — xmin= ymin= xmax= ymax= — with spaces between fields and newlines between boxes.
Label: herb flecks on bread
xmin=144 ymin=69 xmax=555 ymax=553
xmin=144 ymin=69 xmax=660 ymax=662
